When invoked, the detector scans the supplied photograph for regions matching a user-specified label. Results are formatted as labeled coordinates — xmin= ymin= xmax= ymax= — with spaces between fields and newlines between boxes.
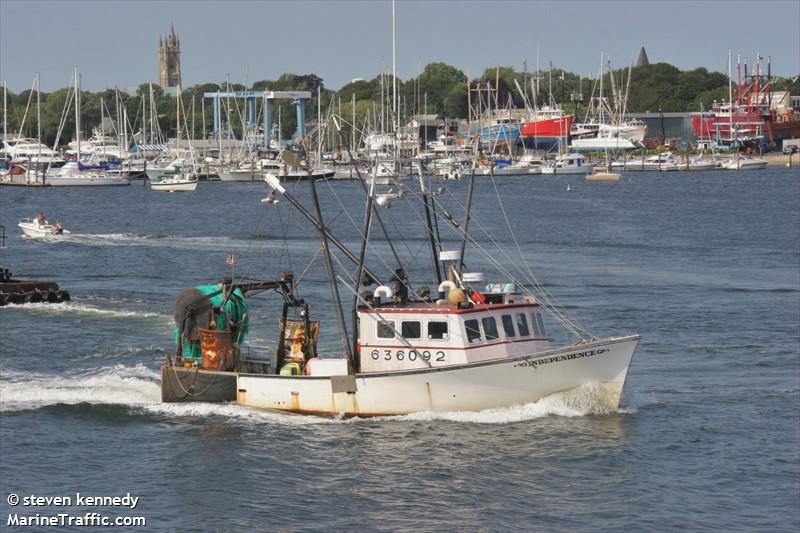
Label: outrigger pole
xmin=419 ymin=175 xmax=442 ymax=285
xmin=459 ymin=173 xmax=476 ymax=274
xmin=264 ymin=174 xmax=383 ymax=287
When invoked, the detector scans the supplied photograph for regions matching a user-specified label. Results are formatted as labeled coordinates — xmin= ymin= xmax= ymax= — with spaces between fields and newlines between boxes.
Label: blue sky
xmin=1 ymin=0 xmax=798 ymax=92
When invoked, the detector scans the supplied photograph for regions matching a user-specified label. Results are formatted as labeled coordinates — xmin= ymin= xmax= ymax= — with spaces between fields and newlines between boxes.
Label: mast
xmin=176 ymin=84 xmax=181 ymax=147
xmin=728 ymin=50 xmax=735 ymax=153
xmin=100 ymin=97 xmax=105 ymax=155
xmin=466 ymin=70 xmax=471 ymax=124
xmin=75 ymin=69 xmax=80 ymax=159
xmin=36 ymin=73 xmax=41 ymax=169
xmin=459 ymin=173 xmax=475 ymax=275
xmin=420 ymin=174 xmax=442 ymax=285
xmin=351 ymin=175 xmax=376 ymax=370
xmin=3 ymin=80 xmax=6 ymax=144
xmin=142 ymin=87 xmax=147 ymax=148
xmin=392 ymin=0 xmax=397 ymax=134
xmin=308 ymin=178 xmax=353 ymax=362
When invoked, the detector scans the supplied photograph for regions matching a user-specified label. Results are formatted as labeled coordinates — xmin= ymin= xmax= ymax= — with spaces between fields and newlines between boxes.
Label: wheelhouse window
xmin=401 ymin=321 xmax=421 ymax=339
xmin=377 ymin=320 xmax=396 ymax=339
xmin=464 ymin=319 xmax=482 ymax=343
xmin=516 ymin=313 xmax=530 ymax=337
xmin=501 ymin=314 xmax=516 ymax=338
xmin=531 ymin=312 xmax=546 ymax=337
xmin=482 ymin=317 xmax=499 ymax=341
xmin=428 ymin=321 xmax=449 ymax=340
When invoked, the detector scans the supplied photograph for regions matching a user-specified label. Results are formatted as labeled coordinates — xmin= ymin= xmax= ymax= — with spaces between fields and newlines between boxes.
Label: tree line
xmin=3 ymin=62 xmax=798 ymax=148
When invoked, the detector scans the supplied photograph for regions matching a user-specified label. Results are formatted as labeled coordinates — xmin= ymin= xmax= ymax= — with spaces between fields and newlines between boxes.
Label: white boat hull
xmin=570 ymin=138 xmax=638 ymax=151
xmin=45 ymin=175 xmax=130 ymax=186
xmin=236 ymin=335 xmax=639 ymax=416
xmin=722 ymin=158 xmax=768 ymax=170
xmin=541 ymin=165 xmax=593 ymax=175
xmin=150 ymin=179 xmax=198 ymax=192
xmin=219 ymin=169 xmax=262 ymax=181
xmin=18 ymin=221 xmax=71 ymax=240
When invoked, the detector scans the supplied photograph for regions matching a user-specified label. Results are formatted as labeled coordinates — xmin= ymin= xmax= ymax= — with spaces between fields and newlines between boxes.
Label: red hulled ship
xmin=691 ymin=55 xmax=800 ymax=149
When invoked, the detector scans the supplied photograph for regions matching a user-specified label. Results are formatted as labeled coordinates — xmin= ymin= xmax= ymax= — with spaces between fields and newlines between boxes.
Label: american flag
xmin=225 ymin=252 xmax=235 ymax=266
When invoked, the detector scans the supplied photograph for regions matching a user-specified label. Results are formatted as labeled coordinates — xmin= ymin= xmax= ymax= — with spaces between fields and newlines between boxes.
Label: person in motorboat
xmin=35 ymin=212 xmax=47 ymax=226
xmin=52 ymin=222 xmax=64 ymax=235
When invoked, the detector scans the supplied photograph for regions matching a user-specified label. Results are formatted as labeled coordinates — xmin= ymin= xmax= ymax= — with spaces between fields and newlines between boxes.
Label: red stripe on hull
xmin=520 ymin=115 xmax=573 ymax=138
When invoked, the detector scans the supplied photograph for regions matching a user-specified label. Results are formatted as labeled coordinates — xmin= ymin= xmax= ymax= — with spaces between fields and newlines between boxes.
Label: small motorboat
xmin=18 ymin=218 xmax=71 ymax=240
xmin=720 ymin=156 xmax=768 ymax=170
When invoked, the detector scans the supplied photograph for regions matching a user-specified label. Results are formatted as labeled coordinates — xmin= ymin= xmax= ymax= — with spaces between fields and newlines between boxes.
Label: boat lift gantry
xmin=203 ymin=90 xmax=312 ymax=148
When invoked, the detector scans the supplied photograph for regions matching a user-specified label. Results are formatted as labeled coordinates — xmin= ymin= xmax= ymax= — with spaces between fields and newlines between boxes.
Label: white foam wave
xmin=1 ymin=301 xmax=168 ymax=319
xmin=0 ymin=365 xmax=332 ymax=426
xmin=66 ymin=233 xmax=279 ymax=251
xmin=0 ymin=366 xmax=631 ymax=426
xmin=397 ymin=383 xmax=628 ymax=424
xmin=0 ymin=364 xmax=161 ymax=411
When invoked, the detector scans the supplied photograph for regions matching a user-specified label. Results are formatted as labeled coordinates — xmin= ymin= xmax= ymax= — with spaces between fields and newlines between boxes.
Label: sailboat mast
xmin=728 ymin=50 xmax=733 ymax=148
xmin=176 ymin=84 xmax=181 ymax=146
xmin=100 ymin=97 xmax=105 ymax=155
xmin=392 ymin=0 xmax=397 ymax=134
xmin=75 ymin=69 xmax=80 ymax=158
xmin=36 ymin=73 xmax=41 ymax=165
xmin=3 ymin=80 xmax=6 ymax=143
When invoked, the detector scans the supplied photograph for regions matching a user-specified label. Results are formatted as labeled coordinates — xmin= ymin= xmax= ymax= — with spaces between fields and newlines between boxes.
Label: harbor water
xmin=1 ymin=169 xmax=798 ymax=531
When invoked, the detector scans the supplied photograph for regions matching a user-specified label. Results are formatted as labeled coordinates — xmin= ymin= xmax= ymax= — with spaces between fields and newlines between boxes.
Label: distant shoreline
xmin=763 ymin=153 xmax=799 ymax=167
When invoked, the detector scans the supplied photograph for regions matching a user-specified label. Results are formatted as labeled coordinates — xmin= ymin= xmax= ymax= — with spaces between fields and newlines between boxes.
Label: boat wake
xmin=64 ymin=233 xmax=290 ymax=252
xmin=0 ymin=365 xmax=330 ymax=426
xmin=0 ymin=365 xmax=161 ymax=413
xmin=0 ymin=301 xmax=168 ymax=320
xmin=1 ymin=364 xmax=633 ymax=425
xmin=398 ymin=383 xmax=634 ymax=424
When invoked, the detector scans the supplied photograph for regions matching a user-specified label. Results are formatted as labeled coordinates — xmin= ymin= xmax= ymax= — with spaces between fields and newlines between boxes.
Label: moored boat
xmin=540 ymin=153 xmax=593 ymax=175
xmin=150 ymin=167 xmax=198 ymax=192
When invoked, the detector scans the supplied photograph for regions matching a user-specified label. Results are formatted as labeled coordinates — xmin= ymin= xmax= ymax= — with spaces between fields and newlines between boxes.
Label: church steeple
xmin=636 ymin=46 xmax=650 ymax=67
xmin=159 ymin=24 xmax=182 ymax=87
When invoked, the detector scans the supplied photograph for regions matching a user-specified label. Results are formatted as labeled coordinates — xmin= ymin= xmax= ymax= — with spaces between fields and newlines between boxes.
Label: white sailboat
xmin=150 ymin=85 xmax=198 ymax=192
xmin=46 ymin=70 xmax=129 ymax=186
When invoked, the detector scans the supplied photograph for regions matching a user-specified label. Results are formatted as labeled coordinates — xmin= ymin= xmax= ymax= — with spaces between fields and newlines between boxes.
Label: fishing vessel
xmin=690 ymin=54 xmax=800 ymax=149
xmin=160 ymin=169 xmax=640 ymax=416
xmin=519 ymin=109 xmax=573 ymax=151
